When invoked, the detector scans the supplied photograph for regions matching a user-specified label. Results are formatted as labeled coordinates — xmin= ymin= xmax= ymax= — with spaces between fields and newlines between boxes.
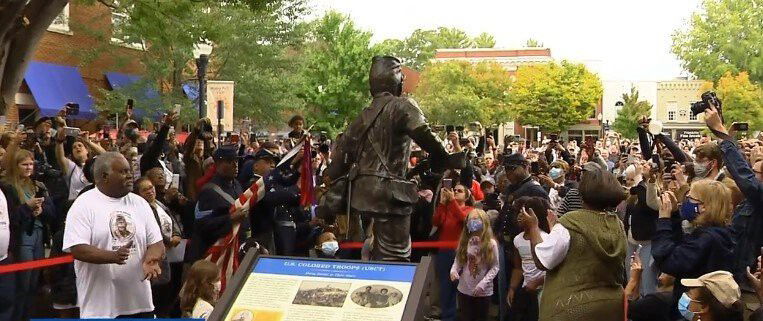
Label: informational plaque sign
xmin=209 ymin=254 xmax=432 ymax=321
xmin=206 ymin=80 xmax=235 ymax=132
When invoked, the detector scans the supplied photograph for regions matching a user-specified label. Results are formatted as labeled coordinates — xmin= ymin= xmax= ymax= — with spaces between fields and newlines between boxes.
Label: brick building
xmin=8 ymin=2 xmax=144 ymax=127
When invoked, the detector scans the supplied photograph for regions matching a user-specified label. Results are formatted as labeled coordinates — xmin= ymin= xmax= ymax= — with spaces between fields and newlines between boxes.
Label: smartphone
xmin=442 ymin=179 xmax=453 ymax=189
xmin=63 ymin=126 xmax=80 ymax=137
xmin=230 ymin=133 xmax=240 ymax=144
xmin=549 ymin=134 xmax=558 ymax=141
xmin=171 ymin=174 xmax=180 ymax=189
xmin=445 ymin=125 xmax=455 ymax=133
xmin=432 ymin=125 xmax=445 ymax=132
xmin=636 ymin=244 xmax=643 ymax=255
xmin=731 ymin=122 xmax=749 ymax=131
xmin=127 ymin=99 xmax=134 ymax=110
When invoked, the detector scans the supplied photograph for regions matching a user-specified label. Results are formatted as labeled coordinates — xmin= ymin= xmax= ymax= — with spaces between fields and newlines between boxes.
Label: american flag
xmin=299 ymin=137 xmax=315 ymax=207
xmin=203 ymin=177 xmax=265 ymax=292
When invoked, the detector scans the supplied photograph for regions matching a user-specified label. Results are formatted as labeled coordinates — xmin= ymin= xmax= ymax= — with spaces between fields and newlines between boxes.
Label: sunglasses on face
xmin=454 ymin=188 xmax=466 ymax=193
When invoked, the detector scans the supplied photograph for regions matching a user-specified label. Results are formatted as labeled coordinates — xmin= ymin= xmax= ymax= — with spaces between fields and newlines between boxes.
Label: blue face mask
xmin=679 ymin=200 xmax=701 ymax=222
xmin=677 ymin=293 xmax=695 ymax=320
xmin=467 ymin=219 xmax=483 ymax=233
xmin=549 ymin=167 xmax=564 ymax=180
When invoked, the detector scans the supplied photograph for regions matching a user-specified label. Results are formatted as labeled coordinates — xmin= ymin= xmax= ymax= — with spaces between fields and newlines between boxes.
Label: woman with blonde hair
xmin=652 ymin=179 xmax=735 ymax=320
xmin=450 ymin=209 xmax=499 ymax=321
xmin=1 ymin=147 xmax=56 ymax=320
xmin=180 ymin=260 xmax=221 ymax=320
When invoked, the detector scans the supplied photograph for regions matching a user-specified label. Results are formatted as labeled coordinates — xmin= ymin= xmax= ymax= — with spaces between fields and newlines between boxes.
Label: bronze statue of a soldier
xmin=318 ymin=56 xmax=464 ymax=261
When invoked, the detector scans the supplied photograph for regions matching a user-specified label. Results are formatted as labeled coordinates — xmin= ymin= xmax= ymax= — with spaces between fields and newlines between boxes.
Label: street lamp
xmin=193 ymin=43 xmax=213 ymax=119
xmin=597 ymin=113 xmax=603 ymax=138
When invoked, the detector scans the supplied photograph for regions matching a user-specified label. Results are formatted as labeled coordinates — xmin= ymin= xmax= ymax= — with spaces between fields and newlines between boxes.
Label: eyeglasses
xmin=454 ymin=188 xmax=466 ymax=193
xmin=687 ymin=195 xmax=704 ymax=204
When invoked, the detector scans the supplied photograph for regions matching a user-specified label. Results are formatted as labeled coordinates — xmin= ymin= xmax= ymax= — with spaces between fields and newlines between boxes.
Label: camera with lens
xmin=690 ymin=91 xmax=722 ymax=116
xmin=33 ymin=160 xmax=61 ymax=181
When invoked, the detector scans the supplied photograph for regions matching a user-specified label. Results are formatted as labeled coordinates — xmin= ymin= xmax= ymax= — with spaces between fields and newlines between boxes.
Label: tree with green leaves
xmin=296 ymin=10 xmax=377 ymax=133
xmin=525 ymin=38 xmax=544 ymax=47
xmin=0 ymin=0 xmax=68 ymax=117
xmin=509 ymin=61 xmax=602 ymax=132
xmin=79 ymin=0 xmax=310 ymax=125
xmin=612 ymin=87 xmax=653 ymax=139
xmin=700 ymin=72 xmax=763 ymax=132
xmin=672 ymin=0 xmax=763 ymax=83
xmin=416 ymin=60 xmax=512 ymax=126
xmin=374 ymin=27 xmax=496 ymax=71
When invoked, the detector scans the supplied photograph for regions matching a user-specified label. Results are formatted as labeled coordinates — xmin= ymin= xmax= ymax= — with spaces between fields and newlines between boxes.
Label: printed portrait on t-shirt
xmin=110 ymin=211 xmax=136 ymax=249
xmin=160 ymin=215 xmax=172 ymax=239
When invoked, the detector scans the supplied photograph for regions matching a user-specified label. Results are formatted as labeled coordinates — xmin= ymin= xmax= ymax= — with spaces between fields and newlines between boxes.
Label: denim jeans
xmin=626 ymin=241 xmax=658 ymax=296
xmin=0 ymin=257 xmax=16 ymax=321
xmin=435 ymin=250 xmax=457 ymax=321
xmin=13 ymin=226 xmax=44 ymax=321
xmin=497 ymin=243 xmax=509 ymax=321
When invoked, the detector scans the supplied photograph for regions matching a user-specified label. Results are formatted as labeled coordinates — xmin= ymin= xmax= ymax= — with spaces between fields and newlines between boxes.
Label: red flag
xmin=203 ymin=177 xmax=265 ymax=293
xmin=300 ymin=137 xmax=316 ymax=207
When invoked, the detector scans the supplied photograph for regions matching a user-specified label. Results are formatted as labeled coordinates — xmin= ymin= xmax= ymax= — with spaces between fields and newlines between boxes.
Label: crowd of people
xmin=0 ymin=90 xmax=761 ymax=321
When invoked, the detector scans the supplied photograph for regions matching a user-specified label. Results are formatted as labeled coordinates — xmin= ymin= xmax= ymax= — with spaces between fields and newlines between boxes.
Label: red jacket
xmin=471 ymin=180 xmax=484 ymax=201
xmin=433 ymin=200 xmax=473 ymax=242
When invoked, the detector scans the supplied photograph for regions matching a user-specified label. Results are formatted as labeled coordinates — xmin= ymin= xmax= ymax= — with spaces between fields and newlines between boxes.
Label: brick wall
xmin=7 ymin=2 xmax=144 ymax=126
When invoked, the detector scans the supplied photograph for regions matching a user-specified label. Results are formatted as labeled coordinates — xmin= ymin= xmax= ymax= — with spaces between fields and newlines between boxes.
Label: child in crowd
xmin=450 ymin=209 xmax=500 ymax=321
xmin=315 ymin=231 xmax=339 ymax=259
xmin=180 ymin=260 xmax=221 ymax=320
xmin=509 ymin=196 xmax=552 ymax=321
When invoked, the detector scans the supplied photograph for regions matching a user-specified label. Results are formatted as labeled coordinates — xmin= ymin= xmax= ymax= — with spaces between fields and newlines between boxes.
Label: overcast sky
xmin=311 ymin=0 xmax=704 ymax=82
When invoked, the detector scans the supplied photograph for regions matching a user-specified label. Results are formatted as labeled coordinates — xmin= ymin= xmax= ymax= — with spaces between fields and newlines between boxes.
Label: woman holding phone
xmin=433 ymin=182 xmax=474 ymax=321
xmin=1 ymin=144 xmax=56 ymax=320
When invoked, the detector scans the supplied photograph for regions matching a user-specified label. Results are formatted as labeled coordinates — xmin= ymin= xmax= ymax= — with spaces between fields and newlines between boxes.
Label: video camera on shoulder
xmin=690 ymin=91 xmax=722 ymax=117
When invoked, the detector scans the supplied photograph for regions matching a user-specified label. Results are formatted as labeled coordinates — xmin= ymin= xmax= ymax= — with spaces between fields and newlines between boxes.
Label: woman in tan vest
xmin=518 ymin=162 xmax=627 ymax=321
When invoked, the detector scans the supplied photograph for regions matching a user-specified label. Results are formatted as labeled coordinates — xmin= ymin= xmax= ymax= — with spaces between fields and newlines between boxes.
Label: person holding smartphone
xmin=432 ymin=181 xmax=474 ymax=321
xmin=705 ymin=103 xmax=763 ymax=318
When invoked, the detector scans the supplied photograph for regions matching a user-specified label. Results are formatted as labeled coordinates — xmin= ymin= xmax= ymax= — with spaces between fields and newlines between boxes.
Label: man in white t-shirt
xmin=63 ymin=152 xmax=165 ymax=318
xmin=0 ymin=187 xmax=15 ymax=320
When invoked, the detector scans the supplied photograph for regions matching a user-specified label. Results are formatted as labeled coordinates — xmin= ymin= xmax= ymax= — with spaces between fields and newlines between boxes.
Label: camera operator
xmin=704 ymin=103 xmax=763 ymax=318
xmin=544 ymin=136 xmax=573 ymax=165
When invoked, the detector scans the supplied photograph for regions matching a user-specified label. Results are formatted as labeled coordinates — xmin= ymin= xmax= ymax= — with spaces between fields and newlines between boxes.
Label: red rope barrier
xmin=0 ymin=254 xmax=74 ymax=274
xmin=0 ymin=241 xmax=457 ymax=274
xmin=339 ymin=241 xmax=458 ymax=250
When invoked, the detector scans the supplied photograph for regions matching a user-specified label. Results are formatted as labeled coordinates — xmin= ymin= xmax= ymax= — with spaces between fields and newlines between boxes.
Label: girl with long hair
xmin=179 ymin=260 xmax=221 ymax=320
xmin=450 ymin=209 xmax=499 ymax=321
xmin=432 ymin=183 xmax=474 ymax=321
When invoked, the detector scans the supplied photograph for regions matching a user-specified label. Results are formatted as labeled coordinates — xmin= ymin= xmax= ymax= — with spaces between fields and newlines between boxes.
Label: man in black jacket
xmin=187 ymin=145 xmax=247 ymax=262
xmin=498 ymin=153 xmax=549 ymax=321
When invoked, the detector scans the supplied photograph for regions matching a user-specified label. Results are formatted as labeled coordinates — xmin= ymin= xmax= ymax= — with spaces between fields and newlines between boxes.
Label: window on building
xmin=668 ymin=111 xmax=675 ymax=121
xmin=111 ymin=6 xmax=144 ymax=50
xmin=689 ymin=111 xmax=697 ymax=120
xmin=679 ymin=110 xmax=687 ymax=119
xmin=47 ymin=4 xmax=70 ymax=34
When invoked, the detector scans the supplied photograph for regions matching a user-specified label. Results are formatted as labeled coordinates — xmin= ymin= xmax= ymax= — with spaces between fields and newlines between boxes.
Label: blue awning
xmin=182 ymin=83 xmax=199 ymax=101
xmin=105 ymin=72 xmax=161 ymax=121
xmin=24 ymin=61 xmax=96 ymax=119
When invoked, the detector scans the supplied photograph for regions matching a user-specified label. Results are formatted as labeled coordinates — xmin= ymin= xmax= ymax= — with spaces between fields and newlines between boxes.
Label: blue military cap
xmin=212 ymin=144 xmax=239 ymax=161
